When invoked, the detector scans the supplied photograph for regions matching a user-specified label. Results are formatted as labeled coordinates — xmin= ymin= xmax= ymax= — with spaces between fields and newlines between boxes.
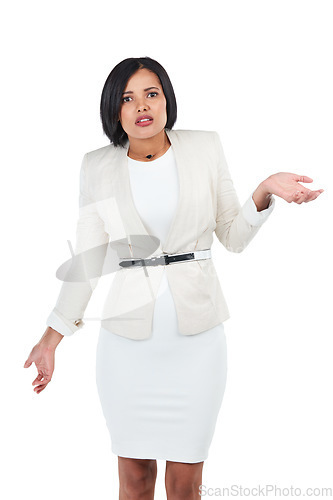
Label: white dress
xmin=95 ymin=145 xmax=228 ymax=463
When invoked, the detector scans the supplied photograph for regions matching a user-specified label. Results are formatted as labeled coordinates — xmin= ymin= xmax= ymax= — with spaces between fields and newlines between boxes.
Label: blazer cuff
xmin=46 ymin=308 xmax=85 ymax=337
xmin=241 ymin=190 xmax=275 ymax=227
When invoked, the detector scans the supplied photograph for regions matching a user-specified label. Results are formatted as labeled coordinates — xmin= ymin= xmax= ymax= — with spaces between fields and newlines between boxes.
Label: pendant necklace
xmin=128 ymin=137 xmax=169 ymax=161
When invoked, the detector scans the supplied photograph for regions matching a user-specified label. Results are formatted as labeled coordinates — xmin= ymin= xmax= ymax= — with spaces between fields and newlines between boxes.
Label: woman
xmin=24 ymin=57 xmax=323 ymax=499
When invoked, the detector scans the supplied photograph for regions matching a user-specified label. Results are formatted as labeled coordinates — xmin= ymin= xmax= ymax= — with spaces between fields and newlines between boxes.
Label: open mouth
xmin=136 ymin=118 xmax=154 ymax=126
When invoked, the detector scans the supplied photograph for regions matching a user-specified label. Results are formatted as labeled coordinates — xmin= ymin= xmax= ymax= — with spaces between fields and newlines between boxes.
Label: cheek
xmin=120 ymin=107 xmax=131 ymax=123
xmin=157 ymin=98 xmax=167 ymax=116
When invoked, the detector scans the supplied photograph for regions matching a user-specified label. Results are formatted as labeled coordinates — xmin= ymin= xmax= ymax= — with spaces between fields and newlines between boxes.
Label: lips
xmin=135 ymin=114 xmax=153 ymax=124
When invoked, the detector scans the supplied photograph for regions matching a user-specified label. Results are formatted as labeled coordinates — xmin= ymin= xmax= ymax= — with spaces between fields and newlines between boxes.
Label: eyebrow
xmin=122 ymin=86 xmax=160 ymax=95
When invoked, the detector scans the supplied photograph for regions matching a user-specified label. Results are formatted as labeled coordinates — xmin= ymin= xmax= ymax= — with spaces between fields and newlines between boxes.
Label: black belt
xmin=119 ymin=249 xmax=212 ymax=268
xmin=119 ymin=252 xmax=194 ymax=268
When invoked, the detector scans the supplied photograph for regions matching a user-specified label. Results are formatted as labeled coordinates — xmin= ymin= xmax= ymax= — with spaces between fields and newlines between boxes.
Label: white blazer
xmin=46 ymin=129 xmax=275 ymax=340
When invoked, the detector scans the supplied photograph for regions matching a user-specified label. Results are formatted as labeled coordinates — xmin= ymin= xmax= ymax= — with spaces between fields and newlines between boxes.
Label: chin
xmin=134 ymin=127 xmax=163 ymax=138
xmin=126 ymin=121 xmax=167 ymax=140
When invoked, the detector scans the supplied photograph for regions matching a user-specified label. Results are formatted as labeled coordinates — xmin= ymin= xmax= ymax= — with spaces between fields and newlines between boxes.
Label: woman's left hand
xmin=262 ymin=173 xmax=324 ymax=204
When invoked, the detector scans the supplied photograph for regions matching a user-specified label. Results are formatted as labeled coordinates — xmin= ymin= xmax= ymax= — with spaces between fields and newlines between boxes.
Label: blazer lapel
xmin=116 ymin=128 xmax=186 ymax=255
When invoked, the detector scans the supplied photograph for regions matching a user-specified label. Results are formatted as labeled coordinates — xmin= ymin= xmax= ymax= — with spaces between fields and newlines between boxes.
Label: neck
xmin=127 ymin=129 xmax=170 ymax=161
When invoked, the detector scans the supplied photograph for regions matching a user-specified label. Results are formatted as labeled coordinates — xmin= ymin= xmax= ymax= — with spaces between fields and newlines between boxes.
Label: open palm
xmin=264 ymin=173 xmax=324 ymax=204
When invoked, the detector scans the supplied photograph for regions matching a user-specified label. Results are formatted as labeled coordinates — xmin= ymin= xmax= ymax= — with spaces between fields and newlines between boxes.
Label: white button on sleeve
xmin=46 ymin=308 xmax=84 ymax=337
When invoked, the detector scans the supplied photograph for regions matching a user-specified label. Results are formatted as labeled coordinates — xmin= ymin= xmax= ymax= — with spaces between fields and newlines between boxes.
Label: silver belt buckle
xmin=119 ymin=255 xmax=166 ymax=268
xmin=148 ymin=255 xmax=167 ymax=266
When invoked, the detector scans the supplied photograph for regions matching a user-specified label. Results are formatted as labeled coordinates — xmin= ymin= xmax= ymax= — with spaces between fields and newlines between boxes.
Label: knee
xmin=118 ymin=458 xmax=157 ymax=496
xmin=165 ymin=462 xmax=203 ymax=499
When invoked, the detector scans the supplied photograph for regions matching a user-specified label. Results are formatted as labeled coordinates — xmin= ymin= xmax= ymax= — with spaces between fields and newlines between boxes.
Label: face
xmin=118 ymin=68 xmax=168 ymax=141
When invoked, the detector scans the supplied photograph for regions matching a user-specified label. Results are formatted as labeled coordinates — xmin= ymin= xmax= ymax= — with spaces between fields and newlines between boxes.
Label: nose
xmin=137 ymin=102 xmax=149 ymax=113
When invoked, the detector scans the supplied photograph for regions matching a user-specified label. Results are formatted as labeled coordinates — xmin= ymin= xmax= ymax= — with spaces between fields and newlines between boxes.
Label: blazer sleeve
xmin=213 ymin=131 xmax=275 ymax=252
xmin=46 ymin=153 xmax=110 ymax=336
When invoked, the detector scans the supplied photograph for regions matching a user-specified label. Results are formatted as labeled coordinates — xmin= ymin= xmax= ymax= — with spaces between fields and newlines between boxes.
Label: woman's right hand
xmin=23 ymin=327 xmax=63 ymax=394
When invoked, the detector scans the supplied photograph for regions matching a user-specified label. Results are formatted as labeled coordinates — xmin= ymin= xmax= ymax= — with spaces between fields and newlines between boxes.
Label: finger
xmin=32 ymin=374 xmax=43 ymax=385
xmin=301 ymin=191 xmax=314 ymax=203
xmin=297 ymin=175 xmax=313 ymax=183
xmin=293 ymin=191 xmax=308 ymax=203
xmin=304 ymin=192 xmax=317 ymax=202
xmin=32 ymin=379 xmax=43 ymax=385
xmin=35 ymin=381 xmax=50 ymax=391
xmin=34 ymin=381 xmax=49 ymax=391
xmin=307 ymin=191 xmax=324 ymax=202
xmin=33 ymin=376 xmax=49 ymax=385
xmin=35 ymin=373 xmax=50 ymax=383
xmin=35 ymin=386 xmax=46 ymax=394
xmin=304 ymin=189 xmax=324 ymax=200
xmin=295 ymin=189 xmax=321 ymax=204
xmin=34 ymin=384 xmax=47 ymax=392
xmin=32 ymin=373 xmax=49 ymax=385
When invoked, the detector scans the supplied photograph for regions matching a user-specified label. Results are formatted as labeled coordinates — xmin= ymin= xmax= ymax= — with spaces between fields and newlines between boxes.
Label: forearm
xmin=38 ymin=326 xmax=64 ymax=349
xmin=252 ymin=180 xmax=272 ymax=212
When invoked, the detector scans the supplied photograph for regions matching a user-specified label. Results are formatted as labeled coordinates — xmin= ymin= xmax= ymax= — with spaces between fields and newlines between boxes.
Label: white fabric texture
xmin=95 ymin=144 xmax=274 ymax=462
xmin=46 ymin=134 xmax=275 ymax=338
xmin=96 ymin=146 xmax=228 ymax=462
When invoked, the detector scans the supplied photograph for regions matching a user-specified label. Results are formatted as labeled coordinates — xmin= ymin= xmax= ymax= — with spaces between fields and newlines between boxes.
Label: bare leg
xmin=165 ymin=460 xmax=204 ymax=499
xmin=118 ymin=456 xmax=157 ymax=500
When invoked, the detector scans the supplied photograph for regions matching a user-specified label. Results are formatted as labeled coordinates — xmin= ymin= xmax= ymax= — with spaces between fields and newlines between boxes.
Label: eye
xmin=122 ymin=92 xmax=158 ymax=103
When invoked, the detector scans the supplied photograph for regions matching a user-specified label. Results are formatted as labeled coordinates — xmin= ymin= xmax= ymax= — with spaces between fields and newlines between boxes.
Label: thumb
xmin=23 ymin=359 xmax=32 ymax=368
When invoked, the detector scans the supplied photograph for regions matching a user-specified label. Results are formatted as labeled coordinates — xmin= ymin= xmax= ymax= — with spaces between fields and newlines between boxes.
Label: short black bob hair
xmin=100 ymin=56 xmax=177 ymax=147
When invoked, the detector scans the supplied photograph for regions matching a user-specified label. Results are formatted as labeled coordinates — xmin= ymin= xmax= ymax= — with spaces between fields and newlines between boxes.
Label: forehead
xmin=124 ymin=68 xmax=160 ymax=89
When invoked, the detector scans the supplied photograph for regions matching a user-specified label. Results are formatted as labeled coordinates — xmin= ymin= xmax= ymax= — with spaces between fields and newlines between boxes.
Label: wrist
xmin=252 ymin=181 xmax=272 ymax=212
xmin=38 ymin=327 xmax=64 ymax=349
xmin=258 ymin=179 xmax=272 ymax=197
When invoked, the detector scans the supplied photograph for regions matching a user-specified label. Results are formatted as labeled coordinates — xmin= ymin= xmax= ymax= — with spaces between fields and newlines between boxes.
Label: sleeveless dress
xmin=95 ymin=145 xmax=228 ymax=463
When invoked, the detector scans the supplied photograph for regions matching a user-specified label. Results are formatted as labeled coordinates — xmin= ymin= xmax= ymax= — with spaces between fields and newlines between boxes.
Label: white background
xmin=3 ymin=0 xmax=332 ymax=498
